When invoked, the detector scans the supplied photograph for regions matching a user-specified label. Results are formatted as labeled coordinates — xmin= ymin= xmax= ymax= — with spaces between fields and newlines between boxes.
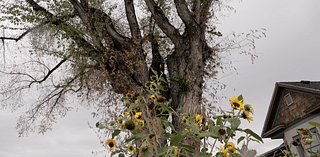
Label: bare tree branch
xmin=0 ymin=24 xmax=46 ymax=42
xmin=144 ymin=0 xmax=184 ymax=49
xmin=29 ymin=55 xmax=71 ymax=86
xmin=124 ymin=0 xmax=141 ymax=40
xmin=174 ymin=0 xmax=200 ymax=36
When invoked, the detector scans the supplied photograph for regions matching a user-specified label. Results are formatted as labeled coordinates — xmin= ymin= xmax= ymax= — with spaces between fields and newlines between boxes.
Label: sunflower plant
xmin=96 ymin=70 xmax=263 ymax=157
xmin=281 ymin=121 xmax=320 ymax=157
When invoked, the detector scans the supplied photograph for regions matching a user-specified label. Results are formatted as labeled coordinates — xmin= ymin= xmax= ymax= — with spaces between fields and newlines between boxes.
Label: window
xmin=284 ymin=93 xmax=293 ymax=106
xmin=292 ymin=135 xmax=305 ymax=157
xmin=292 ymin=127 xmax=320 ymax=157
xmin=305 ymin=127 xmax=320 ymax=156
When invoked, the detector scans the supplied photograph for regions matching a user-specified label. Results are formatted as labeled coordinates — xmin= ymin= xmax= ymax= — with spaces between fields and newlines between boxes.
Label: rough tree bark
xmin=0 ymin=0 xmax=236 ymax=155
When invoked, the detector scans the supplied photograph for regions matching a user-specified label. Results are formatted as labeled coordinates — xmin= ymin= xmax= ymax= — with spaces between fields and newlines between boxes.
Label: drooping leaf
xmin=244 ymin=129 xmax=263 ymax=143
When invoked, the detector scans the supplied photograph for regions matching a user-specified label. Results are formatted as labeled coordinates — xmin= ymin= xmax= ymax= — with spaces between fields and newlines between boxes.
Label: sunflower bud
xmin=146 ymin=82 xmax=151 ymax=87
xmin=125 ymin=120 xmax=135 ymax=130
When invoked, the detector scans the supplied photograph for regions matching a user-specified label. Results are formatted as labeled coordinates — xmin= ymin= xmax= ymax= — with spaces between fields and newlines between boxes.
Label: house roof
xmin=261 ymin=81 xmax=320 ymax=139
xmin=280 ymin=81 xmax=320 ymax=93
xmin=257 ymin=143 xmax=286 ymax=157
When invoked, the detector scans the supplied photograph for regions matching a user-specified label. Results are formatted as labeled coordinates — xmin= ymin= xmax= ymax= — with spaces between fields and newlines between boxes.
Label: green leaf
xmin=112 ymin=129 xmax=121 ymax=139
xmin=157 ymin=85 xmax=165 ymax=91
xmin=160 ymin=77 xmax=167 ymax=83
xmin=160 ymin=116 xmax=175 ymax=131
xmin=193 ymin=152 xmax=211 ymax=157
xmin=125 ymin=134 xmax=146 ymax=143
xmin=171 ymin=134 xmax=186 ymax=146
xmin=164 ymin=133 xmax=171 ymax=140
xmin=227 ymin=118 xmax=241 ymax=130
xmin=189 ymin=124 xmax=200 ymax=134
xmin=208 ymin=125 xmax=220 ymax=134
xmin=158 ymin=146 xmax=171 ymax=155
xmin=137 ymin=95 xmax=143 ymax=101
xmin=237 ymin=136 xmax=246 ymax=144
xmin=156 ymin=117 xmax=163 ymax=135
xmin=150 ymin=67 xmax=158 ymax=75
xmin=244 ymin=128 xmax=263 ymax=143
xmin=109 ymin=121 xmax=116 ymax=126
xmin=199 ymin=131 xmax=219 ymax=138
xmin=179 ymin=143 xmax=195 ymax=153
xmin=216 ymin=116 xmax=223 ymax=126
xmin=309 ymin=121 xmax=320 ymax=128
xmin=238 ymin=95 xmax=243 ymax=101
xmin=226 ymin=127 xmax=236 ymax=138
xmin=110 ymin=149 xmax=122 ymax=157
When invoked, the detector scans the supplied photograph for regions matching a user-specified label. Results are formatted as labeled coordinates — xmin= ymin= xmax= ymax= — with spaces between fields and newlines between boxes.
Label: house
xmin=260 ymin=81 xmax=320 ymax=156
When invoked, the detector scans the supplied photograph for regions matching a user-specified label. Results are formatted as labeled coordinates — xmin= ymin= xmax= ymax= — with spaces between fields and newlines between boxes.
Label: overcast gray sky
xmin=1 ymin=0 xmax=320 ymax=156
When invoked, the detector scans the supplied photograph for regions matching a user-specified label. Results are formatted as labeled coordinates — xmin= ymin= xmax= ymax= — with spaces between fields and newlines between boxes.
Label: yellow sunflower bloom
xmin=133 ymin=112 xmax=144 ymax=128
xmin=149 ymin=95 xmax=155 ymax=100
xmin=182 ymin=116 xmax=189 ymax=124
xmin=226 ymin=142 xmax=235 ymax=149
xmin=128 ymin=144 xmax=134 ymax=152
xmin=185 ymin=128 xmax=192 ymax=131
xmin=241 ymin=111 xmax=253 ymax=123
xmin=106 ymin=139 xmax=117 ymax=150
xmin=120 ymin=123 xmax=127 ymax=131
xmin=220 ymin=146 xmax=230 ymax=157
xmin=229 ymin=96 xmax=244 ymax=110
xmin=196 ymin=114 xmax=203 ymax=124
xmin=244 ymin=104 xmax=254 ymax=114
xmin=228 ymin=147 xmax=237 ymax=154
xmin=125 ymin=112 xmax=131 ymax=118
xmin=117 ymin=117 xmax=123 ymax=125
xmin=134 ymin=112 xmax=142 ymax=120
xmin=173 ymin=146 xmax=178 ymax=156
xmin=134 ymin=147 xmax=140 ymax=153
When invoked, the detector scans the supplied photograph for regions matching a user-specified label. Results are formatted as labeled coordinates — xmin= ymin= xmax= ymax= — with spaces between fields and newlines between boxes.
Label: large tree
xmin=0 ymin=0 xmax=264 ymax=154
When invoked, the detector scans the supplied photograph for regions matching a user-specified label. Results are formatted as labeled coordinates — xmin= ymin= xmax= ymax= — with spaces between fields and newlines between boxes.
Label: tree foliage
xmin=0 ymin=0 xmax=265 ymax=146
